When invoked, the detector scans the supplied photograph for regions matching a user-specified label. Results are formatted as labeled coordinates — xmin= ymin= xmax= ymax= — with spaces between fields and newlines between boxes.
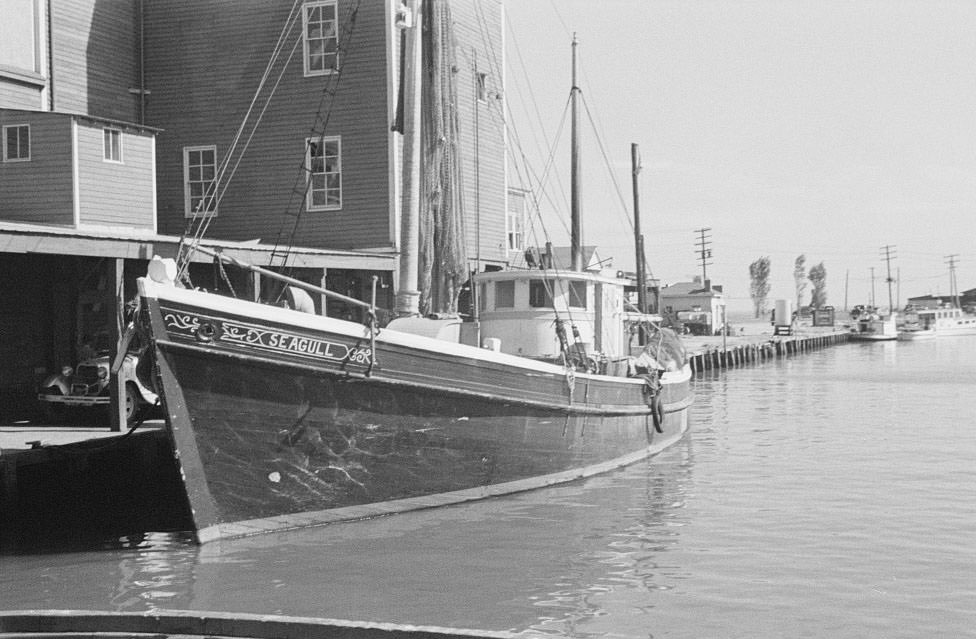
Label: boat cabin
xmin=474 ymin=269 xmax=633 ymax=361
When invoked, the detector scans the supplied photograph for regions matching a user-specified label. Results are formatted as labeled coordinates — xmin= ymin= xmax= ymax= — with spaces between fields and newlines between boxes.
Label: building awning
xmin=0 ymin=221 xmax=397 ymax=271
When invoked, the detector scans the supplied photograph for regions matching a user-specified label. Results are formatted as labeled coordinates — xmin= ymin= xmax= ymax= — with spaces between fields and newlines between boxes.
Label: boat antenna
xmin=570 ymin=33 xmax=582 ymax=272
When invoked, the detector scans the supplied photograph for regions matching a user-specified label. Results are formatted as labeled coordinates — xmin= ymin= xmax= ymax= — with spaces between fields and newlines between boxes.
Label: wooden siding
xmin=146 ymin=0 xmax=394 ymax=251
xmin=449 ymin=0 xmax=507 ymax=269
xmin=74 ymin=121 xmax=156 ymax=228
xmin=0 ymin=78 xmax=44 ymax=110
xmin=0 ymin=110 xmax=74 ymax=225
xmin=49 ymin=0 xmax=142 ymax=122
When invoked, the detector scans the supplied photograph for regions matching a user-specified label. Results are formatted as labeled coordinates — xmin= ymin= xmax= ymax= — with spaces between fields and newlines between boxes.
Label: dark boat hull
xmin=139 ymin=287 xmax=691 ymax=542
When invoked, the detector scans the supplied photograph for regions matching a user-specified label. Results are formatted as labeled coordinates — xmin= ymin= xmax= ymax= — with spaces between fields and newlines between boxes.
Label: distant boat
xmin=898 ymin=305 xmax=976 ymax=340
xmin=850 ymin=310 xmax=898 ymax=341
xmin=129 ymin=28 xmax=693 ymax=543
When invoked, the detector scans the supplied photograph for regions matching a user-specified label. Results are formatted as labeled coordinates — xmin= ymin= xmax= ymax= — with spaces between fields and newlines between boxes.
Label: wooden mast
xmin=631 ymin=143 xmax=647 ymax=314
xmin=570 ymin=34 xmax=582 ymax=272
xmin=396 ymin=0 xmax=422 ymax=316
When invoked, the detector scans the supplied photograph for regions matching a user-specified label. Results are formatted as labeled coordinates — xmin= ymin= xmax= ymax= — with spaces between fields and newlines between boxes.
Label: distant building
xmin=909 ymin=289 xmax=976 ymax=312
xmin=659 ymin=277 xmax=725 ymax=334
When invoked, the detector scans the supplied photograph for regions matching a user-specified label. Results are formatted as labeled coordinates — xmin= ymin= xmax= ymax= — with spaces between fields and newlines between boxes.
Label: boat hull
xmin=897 ymin=329 xmax=936 ymax=341
xmin=850 ymin=333 xmax=898 ymax=342
xmin=138 ymin=285 xmax=692 ymax=542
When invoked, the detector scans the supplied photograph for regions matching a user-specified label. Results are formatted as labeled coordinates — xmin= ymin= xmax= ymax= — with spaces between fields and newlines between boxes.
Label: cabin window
xmin=303 ymin=1 xmax=339 ymax=76
xmin=495 ymin=280 xmax=515 ymax=308
xmin=183 ymin=145 xmax=218 ymax=217
xmin=2 ymin=124 xmax=29 ymax=161
xmin=529 ymin=279 xmax=553 ymax=308
xmin=103 ymin=128 xmax=122 ymax=162
xmin=568 ymin=281 xmax=587 ymax=309
xmin=306 ymin=136 xmax=342 ymax=210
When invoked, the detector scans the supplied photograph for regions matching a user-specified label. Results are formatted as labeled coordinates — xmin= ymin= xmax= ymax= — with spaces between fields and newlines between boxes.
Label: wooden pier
xmin=685 ymin=329 xmax=851 ymax=374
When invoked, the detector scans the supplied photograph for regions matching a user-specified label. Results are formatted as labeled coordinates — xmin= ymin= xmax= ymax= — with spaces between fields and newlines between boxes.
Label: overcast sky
xmin=503 ymin=0 xmax=976 ymax=311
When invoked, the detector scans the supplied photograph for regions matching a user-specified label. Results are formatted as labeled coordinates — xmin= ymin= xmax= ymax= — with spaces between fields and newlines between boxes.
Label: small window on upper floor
xmin=303 ymin=1 xmax=339 ymax=76
xmin=3 ymin=124 xmax=30 ymax=162
xmin=183 ymin=145 xmax=218 ymax=217
xmin=306 ymin=135 xmax=342 ymax=210
xmin=103 ymin=128 xmax=122 ymax=163
xmin=476 ymin=72 xmax=488 ymax=102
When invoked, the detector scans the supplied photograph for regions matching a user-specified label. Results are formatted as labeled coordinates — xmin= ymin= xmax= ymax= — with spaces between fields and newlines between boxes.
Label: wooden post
xmin=320 ymin=268 xmax=329 ymax=315
xmin=108 ymin=258 xmax=125 ymax=432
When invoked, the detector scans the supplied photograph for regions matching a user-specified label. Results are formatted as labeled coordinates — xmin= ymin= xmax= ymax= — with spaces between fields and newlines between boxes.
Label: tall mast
xmin=570 ymin=34 xmax=582 ymax=272
xmin=631 ymin=143 xmax=646 ymax=313
xmin=396 ymin=0 xmax=422 ymax=316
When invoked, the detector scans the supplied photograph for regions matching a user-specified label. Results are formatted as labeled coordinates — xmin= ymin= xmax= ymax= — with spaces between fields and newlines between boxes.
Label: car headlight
xmin=61 ymin=366 xmax=74 ymax=377
xmin=98 ymin=367 xmax=109 ymax=380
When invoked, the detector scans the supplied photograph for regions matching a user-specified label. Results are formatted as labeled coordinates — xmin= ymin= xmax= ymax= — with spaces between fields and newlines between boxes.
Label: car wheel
xmin=125 ymin=382 xmax=143 ymax=424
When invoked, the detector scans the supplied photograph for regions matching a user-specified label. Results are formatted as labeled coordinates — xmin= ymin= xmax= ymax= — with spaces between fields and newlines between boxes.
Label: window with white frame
xmin=506 ymin=189 xmax=526 ymax=251
xmin=183 ymin=146 xmax=218 ymax=217
xmin=2 ymin=124 xmax=30 ymax=162
xmin=103 ymin=128 xmax=122 ymax=162
xmin=303 ymin=1 xmax=339 ymax=76
xmin=306 ymin=136 xmax=341 ymax=210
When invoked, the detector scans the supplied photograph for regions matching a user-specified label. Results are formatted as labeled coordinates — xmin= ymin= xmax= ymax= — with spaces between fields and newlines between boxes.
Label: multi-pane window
xmin=183 ymin=146 xmax=218 ymax=217
xmin=2 ymin=125 xmax=30 ymax=161
xmin=303 ymin=1 xmax=338 ymax=76
xmin=306 ymin=136 xmax=341 ymax=210
xmin=507 ymin=189 xmax=526 ymax=251
xmin=103 ymin=128 xmax=122 ymax=162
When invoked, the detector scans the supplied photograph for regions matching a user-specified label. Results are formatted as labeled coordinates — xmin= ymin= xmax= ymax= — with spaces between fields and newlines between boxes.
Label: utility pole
xmin=694 ymin=227 xmax=712 ymax=288
xmin=945 ymin=254 xmax=960 ymax=308
xmin=880 ymin=244 xmax=896 ymax=313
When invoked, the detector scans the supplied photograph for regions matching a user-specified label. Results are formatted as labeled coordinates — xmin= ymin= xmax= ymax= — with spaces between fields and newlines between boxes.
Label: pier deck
xmin=682 ymin=321 xmax=850 ymax=374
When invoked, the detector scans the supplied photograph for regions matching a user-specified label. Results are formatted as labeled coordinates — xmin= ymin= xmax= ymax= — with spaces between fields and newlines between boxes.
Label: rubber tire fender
xmin=651 ymin=392 xmax=664 ymax=434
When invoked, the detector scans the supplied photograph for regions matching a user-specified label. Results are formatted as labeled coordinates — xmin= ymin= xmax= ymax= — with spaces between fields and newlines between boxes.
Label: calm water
xmin=2 ymin=337 xmax=975 ymax=638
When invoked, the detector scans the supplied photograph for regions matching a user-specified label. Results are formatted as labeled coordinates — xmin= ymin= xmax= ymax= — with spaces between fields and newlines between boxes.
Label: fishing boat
xmin=898 ymin=304 xmax=976 ymax=340
xmin=849 ymin=309 xmax=898 ymax=341
xmin=126 ymin=27 xmax=692 ymax=542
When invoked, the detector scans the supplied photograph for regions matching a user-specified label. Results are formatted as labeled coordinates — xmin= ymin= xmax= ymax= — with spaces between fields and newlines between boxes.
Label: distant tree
xmin=793 ymin=254 xmax=807 ymax=310
xmin=749 ymin=256 xmax=772 ymax=318
xmin=809 ymin=262 xmax=827 ymax=308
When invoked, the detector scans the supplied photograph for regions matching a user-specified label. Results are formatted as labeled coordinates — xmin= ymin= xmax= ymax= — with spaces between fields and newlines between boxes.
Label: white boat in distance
xmin=898 ymin=305 xmax=976 ymax=340
xmin=850 ymin=310 xmax=898 ymax=341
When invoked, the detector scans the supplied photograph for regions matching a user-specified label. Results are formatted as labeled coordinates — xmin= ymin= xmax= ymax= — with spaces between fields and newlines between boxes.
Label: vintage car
xmin=37 ymin=352 xmax=158 ymax=424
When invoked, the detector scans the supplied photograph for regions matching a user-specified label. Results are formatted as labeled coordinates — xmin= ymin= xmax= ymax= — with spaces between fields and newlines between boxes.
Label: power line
xmin=694 ymin=227 xmax=713 ymax=285
xmin=945 ymin=254 xmax=960 ymax=307
xmin=880 ymin=244 xmax=897 ymax=311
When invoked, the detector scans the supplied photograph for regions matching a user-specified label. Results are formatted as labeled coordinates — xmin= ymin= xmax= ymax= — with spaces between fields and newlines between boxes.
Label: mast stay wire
xmin=177 ymin=0 xmax=305 ymax=281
